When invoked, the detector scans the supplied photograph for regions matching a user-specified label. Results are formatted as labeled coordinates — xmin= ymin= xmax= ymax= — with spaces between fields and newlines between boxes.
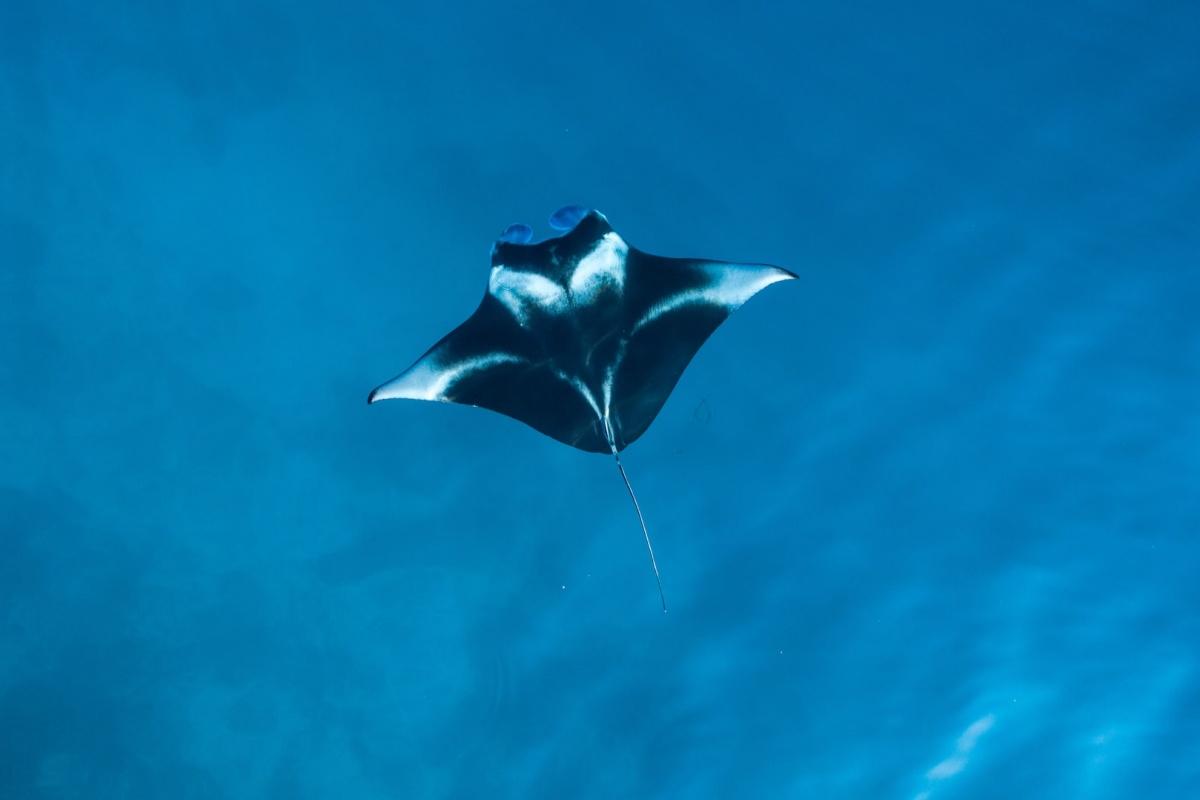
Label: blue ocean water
xmin=2 ymin=1 xmax=1197 ymax=797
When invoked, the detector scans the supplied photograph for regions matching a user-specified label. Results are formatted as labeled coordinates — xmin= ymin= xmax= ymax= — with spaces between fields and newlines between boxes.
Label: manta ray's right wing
xmin=606 ymin=251 xmax=796 ymax=450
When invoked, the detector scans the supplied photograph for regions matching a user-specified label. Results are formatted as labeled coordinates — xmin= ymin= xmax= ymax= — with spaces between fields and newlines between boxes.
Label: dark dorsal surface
xmin=368 ymin=210 xmax=794 ymax=453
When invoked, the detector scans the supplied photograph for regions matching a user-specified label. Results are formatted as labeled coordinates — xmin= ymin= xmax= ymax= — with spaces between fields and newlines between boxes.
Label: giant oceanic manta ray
xmin=369 ymin=207 xmax=795 ymax=610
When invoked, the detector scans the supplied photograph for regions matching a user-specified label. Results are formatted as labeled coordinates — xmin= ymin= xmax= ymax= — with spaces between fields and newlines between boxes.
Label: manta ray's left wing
xmin=368 ymin=296 xmax=609 ymax=452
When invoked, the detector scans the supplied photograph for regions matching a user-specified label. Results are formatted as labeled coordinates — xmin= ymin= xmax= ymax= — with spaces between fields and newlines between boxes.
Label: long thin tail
xmin=604 ymin=417 xmax=667 ymax=613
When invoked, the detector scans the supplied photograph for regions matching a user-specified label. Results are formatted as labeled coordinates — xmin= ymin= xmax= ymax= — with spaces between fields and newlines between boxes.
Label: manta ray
xmin=369 ymin=206 xmax=795 ymax=610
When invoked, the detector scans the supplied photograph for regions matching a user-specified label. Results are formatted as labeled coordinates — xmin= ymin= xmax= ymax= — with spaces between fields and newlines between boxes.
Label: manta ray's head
xmin=486 ymin=207 xmax=628 ymax=324
xmin=490 ymin=206 xmax=613 ymax=263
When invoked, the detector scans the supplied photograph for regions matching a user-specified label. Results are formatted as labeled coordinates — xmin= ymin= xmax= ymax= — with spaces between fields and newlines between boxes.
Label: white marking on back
xmin=373 ymin=353 xmax=525 ymax=402
xmin=632 ymin=266 xmax=791 ymax=334
xmin=601 ymin=338 xmax=628 ymax=418
xmin=489 ymin=267 xmax=566 ymax=324
xmin=569 ymin=232 xmax=628 ymax=300
xmin=556 ymin=370 xmax=603 ymax=420
xmin=489 ymin=233 xmax=629 ymax=326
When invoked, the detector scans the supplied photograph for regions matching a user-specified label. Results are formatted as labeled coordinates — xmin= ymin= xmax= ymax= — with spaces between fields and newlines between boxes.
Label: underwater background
xmin=2 ymin=1 xmax=1198 ymax=797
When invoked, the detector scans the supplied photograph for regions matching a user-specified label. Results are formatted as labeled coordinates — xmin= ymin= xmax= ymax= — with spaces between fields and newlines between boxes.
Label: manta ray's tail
xmin=603 ymin=417 xmax=667 ymax=613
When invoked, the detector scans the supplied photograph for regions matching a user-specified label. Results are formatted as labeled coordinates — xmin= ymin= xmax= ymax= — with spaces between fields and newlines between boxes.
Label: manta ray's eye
xmin=498 ymin=223 xmax=534 ymax=244
xmin=548 ymin=205 xmax=588 ymax=231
